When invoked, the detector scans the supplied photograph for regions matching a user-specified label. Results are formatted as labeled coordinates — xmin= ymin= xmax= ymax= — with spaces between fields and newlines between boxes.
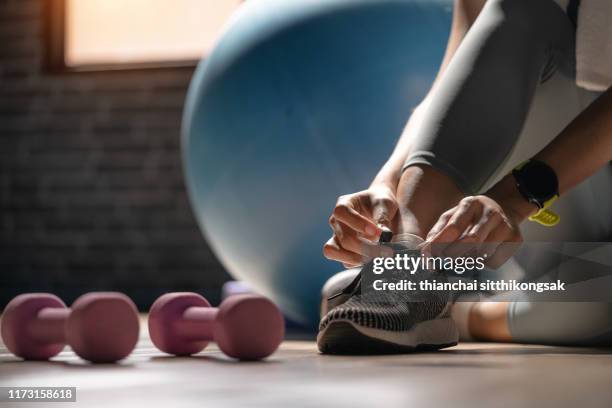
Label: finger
xmin=329 ymin=216 xmax=344 ymax=240
xmin=371 ymin=196 xmax=398 ymax=229
xmin=333 ymin=200 xmax=380 ymax=239
xmin=323 ymin=236 xmax=365 ymax=265
xmin=477 ymin=226 xmax=507 ymax=262
xmin=343 ymin=262 xmax=361 ymax=269
xmin=445 ymin=211 xmax=502 ymax=257
xmin=464 ymin=210 xmax=502 ymax=244
xmin=328 ymin=215 xmax=336 ymax=229
xmin=421 ymin=210 xmax=454 ymax=256
xmin=428 ymin=199 xmax=482 ymax=255
xmin=484 ymin=229 xmax=522 ymax=268
xmin=335 ymin=222 xmax=392 ymax=259
xmin=425 ymin=209 xmax=454 ymax=241
xmin=443 ymin=239 xmax=479 ymax=258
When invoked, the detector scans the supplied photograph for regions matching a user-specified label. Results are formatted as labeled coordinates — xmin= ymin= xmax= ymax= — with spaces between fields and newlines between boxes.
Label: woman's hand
xmin=323 ymin=184 xmax=398 ymax=268
xmin=422 ymin=195 xmax=524 ymax=268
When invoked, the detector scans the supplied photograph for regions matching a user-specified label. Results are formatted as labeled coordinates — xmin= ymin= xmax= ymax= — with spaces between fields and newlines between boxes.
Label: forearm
xmin=535 ymin=87 xmax=612 ymax=194
xmin=488 ymin=87 xmax=612 ymax=221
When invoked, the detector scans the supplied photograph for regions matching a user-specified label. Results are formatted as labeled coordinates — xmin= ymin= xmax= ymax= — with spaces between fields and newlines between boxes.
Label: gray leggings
xmin=403 ymin=0 xmax=612 ymax=346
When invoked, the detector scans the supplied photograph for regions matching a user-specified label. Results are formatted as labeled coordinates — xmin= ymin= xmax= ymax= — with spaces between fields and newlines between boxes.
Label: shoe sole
xmin=317 ymin=317 xmax=458 ymax=355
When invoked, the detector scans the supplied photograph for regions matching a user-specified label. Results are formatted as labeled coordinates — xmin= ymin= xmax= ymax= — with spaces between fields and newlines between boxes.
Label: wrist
xmin=371 ymin=166 xmax=400 ymax=192
xmin=486 ymin=174 xmax=538 ymax=223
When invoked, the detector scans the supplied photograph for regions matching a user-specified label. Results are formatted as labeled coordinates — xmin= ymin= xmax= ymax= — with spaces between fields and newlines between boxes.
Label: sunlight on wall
xmin=65 ymin=0 xmax=242 ymax=66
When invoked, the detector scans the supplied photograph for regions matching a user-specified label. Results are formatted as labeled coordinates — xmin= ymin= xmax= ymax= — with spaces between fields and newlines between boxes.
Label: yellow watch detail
xmin=528 ymin=196 xmax=560 ymax=227
xmin=513 ymin=160 xmax=560 ymax=227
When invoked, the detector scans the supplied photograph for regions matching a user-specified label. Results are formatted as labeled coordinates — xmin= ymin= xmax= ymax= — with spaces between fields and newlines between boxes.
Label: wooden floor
xmin=2 ymin=320 xmax=612 ymax=407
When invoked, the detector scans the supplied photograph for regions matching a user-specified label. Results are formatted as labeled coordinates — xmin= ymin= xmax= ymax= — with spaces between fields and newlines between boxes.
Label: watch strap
xmin=528 ymin=196 xmax=560 ymax=226
xmin=513 ymin=160 xmax=560 ymax=227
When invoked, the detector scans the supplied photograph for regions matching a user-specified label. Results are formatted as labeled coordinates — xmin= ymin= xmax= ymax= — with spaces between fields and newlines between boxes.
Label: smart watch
xmin=512 ymin=159 xmax=560 ymax=226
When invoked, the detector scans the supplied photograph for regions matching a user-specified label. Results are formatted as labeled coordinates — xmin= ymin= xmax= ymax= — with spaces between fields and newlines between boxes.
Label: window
xmin=46 ymin=0 xmax=242 ymax=71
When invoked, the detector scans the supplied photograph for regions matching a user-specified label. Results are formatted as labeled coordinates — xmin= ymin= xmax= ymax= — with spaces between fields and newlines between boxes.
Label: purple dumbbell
xmin=148 ymin=293 xmax=284 ymax=360
xmin=1 ymin=292 xmax=140 ymax=363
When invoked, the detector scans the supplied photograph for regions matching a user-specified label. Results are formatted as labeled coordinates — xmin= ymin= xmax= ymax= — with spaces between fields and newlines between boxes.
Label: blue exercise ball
xmin=183 ymin=0 xmax=452 ymax=327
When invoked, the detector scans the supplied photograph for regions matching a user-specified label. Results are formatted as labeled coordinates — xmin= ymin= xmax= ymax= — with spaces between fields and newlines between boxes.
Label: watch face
xmin=521 ymin=161 xmax=558 ymax=201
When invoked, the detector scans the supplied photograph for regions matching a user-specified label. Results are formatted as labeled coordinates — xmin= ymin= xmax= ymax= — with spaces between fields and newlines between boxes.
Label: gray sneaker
xmin=317 ymin=234 xmax=458 ymax=354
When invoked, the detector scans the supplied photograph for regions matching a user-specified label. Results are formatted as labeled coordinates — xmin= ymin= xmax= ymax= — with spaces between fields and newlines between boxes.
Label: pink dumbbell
xmin=1 ymin=292 xmax=140 ymax=363
xmin=148 ymin=293 xmax=284 ymax=360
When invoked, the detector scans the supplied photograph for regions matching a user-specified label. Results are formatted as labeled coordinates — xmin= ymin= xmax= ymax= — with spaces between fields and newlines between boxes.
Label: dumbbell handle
xmin=28 ymin=307 xmax=70 ymax=344
xmin=174 ymin=306 xmax=217 ymax=340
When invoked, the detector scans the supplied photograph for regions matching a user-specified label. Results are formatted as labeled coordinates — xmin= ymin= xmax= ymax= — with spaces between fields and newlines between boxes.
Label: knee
xmin=486 ymin=0 xmax=558 ymax=35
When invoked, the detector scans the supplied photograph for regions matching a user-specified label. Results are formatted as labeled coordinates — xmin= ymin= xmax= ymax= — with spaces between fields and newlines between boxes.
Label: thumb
xmin=371 ymin=195 xmax=398 ymax=230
